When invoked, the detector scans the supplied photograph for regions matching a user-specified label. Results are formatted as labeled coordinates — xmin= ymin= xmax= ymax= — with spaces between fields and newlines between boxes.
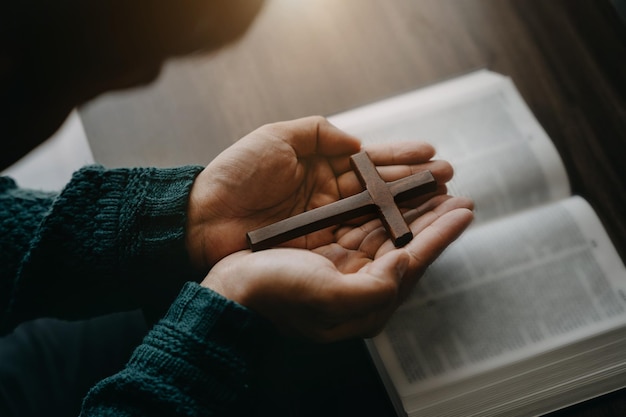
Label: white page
xmin=333 ymin=70 xmax=626 ymax=416
xmin=373 ymin=197 xmax=626 ymax=398
xmin=329 ymin=70 xmax=571 ymax=224
xmin=2 ymin=110 xmax=94 ymax=191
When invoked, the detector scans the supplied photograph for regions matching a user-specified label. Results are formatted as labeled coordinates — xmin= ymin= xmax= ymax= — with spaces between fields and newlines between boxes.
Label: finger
xmin=404 ymin=196 xmax=474 ymax=234
xmin=313 ymin=243 xmax=371 ymax=273
xmin=335 ymin=217 xmax=386 ymax=251
xmin=335 ymin=159 xmax=454 ymax=199
xmin=307 ymin=251 xmax=409 ymax=342
xmin=399 ymin=207 xmax=474 ymax=294
xmin=320 ymin=251 xmax=407 ymax=316
xmin=332 ymin=195 xmax=442 ymax=253
xmin=328 ymin=141 xmax=437 ymax=177
xmin=373 ymin=196 xmax=474 ymax=258
xmin=335 ymin=195 xmax=472 ymax=256
xmin=266 ymin=116 xmax=362 ymax=158
xmin=359 ymin=195 xmax=459 ymax=256
xmin=377 ymin=159 xmax=454 ymax=184
xmin=364 ymin=141 xmax=436 ymax=165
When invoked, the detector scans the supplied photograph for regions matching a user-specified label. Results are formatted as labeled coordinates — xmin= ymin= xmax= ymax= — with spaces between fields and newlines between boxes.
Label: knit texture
xmin=0 ymin=176 xmax=57 ymax=331
xmin=1 ymin=167 xmax=276 ymax=415
xmin=1 ymin=165 xmax=203 ymax=333
xmin=80 ymin=282 xmax=272 ymax=417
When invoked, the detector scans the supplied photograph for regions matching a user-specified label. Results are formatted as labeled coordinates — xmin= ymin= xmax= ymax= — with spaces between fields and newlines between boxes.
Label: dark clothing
xmin=0 ymin=167 xmax=271 ymax=416
xmin=0 ymin=311 xmax=147 ymax=417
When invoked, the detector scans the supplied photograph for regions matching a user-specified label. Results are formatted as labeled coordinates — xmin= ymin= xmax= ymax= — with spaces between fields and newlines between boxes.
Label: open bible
xmin=329 ymin=70 xmax=626 ymax=417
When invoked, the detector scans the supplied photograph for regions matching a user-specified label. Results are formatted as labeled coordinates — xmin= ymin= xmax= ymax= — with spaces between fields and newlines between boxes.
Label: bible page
xmin=329 ymin=70 xmax=571 ymax=224
xmin=370 ymin=196 xmax=626 ymax=399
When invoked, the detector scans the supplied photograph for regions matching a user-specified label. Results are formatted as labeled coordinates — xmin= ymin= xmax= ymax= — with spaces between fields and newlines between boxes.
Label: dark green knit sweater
xmin=0 ymin=166 xmax=270 ymax=416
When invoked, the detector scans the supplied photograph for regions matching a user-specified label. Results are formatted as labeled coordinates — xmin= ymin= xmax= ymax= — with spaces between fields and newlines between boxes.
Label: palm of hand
xmin=186 ymin=116 xmax=456 ymax=274
xmin=202 ymin=193 xmax=474 ymax=342
xmin=191 ymin=116 xmax=474 ymax=341
xmin=188 ymin=135 xmax=355 ymax=269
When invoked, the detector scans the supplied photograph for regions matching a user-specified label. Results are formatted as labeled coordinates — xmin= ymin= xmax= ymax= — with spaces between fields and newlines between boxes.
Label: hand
xmin=201 ymin=194 xmax=474 ymax=342
xmin=186 ymin=116 xmax=454 ymax=271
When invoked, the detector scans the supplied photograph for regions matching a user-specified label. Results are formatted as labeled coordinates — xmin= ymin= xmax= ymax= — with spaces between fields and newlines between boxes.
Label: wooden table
xmin=80 ymin=1 xmax=626 ymax=415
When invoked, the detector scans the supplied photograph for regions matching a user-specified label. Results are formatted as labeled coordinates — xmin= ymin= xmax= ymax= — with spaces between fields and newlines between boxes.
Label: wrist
xmin=185 ymin=176 xmax=213 ymax=273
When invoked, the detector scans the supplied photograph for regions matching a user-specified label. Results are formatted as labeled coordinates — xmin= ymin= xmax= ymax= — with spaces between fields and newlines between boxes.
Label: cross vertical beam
xmin=350 ymin=151 xmax=413 ymax=247
xmin=247 ymin=151 xmax=437 ymax=251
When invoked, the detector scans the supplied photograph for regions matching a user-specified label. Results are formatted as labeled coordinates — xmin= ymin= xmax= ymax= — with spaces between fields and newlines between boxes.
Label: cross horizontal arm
xmin=247 ymin=191 xmax=374 ymax=251
xmin=351 ymin=151 xmax=413 ymax=247
xmin=246 ymin=170 xmax=436 ymax=251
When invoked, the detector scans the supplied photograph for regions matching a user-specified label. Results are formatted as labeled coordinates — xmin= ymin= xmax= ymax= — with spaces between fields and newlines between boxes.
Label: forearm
xmin=1 ymin=165 xmax=204 ymax=333
xmin=80 ymin=282 xmax=273 ymax=417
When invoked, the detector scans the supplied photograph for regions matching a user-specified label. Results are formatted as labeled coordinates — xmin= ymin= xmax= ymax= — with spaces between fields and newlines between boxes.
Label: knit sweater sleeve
xmin=80 ymin=282 xmax=272 ymax=417
xmin=1 ymin=164 xmax=204 ymax=333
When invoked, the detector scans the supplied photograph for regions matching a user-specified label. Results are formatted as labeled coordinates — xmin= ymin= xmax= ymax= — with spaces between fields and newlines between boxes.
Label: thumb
xmin=363 ymin=250 xmax=410 ymax=285
xmin=335 ymin=251 xmax=410 ymax=316
xmin=322 ymin=252 xmax=411 ymax=341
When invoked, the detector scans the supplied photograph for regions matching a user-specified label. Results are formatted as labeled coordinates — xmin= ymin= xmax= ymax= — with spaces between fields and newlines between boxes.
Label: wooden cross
xmin=246 ymin=150 xmax=437 ymax=251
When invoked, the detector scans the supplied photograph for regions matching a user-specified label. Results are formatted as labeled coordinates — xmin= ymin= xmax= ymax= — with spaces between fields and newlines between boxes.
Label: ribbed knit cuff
xmin=159 ymin=282 xmax=271 ymax=356
xmin=124 ymin=282 xmax=272 ymax=411
xmin=7 ymin=165 xmax=204 ymax=325
xmin=0 ymin=177 xmax=58 ymax=333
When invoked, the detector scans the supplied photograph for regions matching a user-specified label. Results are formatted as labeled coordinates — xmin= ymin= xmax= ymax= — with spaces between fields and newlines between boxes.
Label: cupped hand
xmin=200 ymin=194 xmax=473 ymax=342
xmin=186 ymin=116 xmax=454 ymax=271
